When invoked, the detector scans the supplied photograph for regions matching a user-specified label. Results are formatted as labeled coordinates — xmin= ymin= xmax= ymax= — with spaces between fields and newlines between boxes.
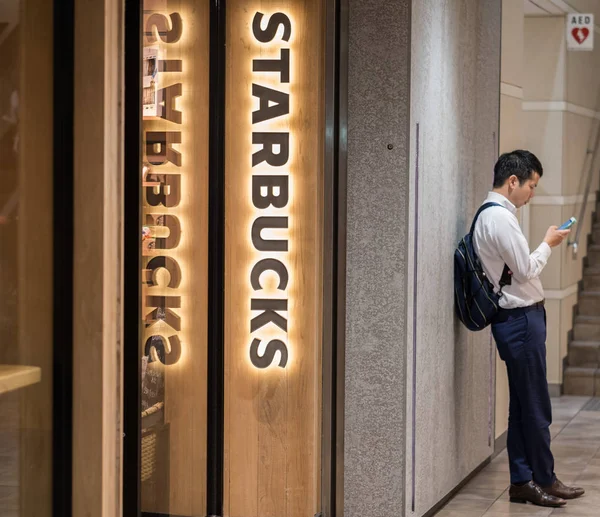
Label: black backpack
xmin=454 ymin=202 xmax=511 ymax=331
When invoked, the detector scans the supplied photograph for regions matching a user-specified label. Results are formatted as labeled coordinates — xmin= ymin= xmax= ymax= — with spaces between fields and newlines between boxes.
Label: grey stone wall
xmin=344 ymin=0 xmax=502 ymax=516
xmin=344 ymin=0 xmax=411 ymax=515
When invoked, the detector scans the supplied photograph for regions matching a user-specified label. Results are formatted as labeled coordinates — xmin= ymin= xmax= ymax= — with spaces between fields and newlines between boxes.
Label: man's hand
xmin=544 ymin=225 xmax=570 ymax=248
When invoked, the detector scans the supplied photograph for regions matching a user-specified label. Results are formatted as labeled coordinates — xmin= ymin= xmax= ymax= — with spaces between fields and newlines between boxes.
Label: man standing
xmin=474 ymin=150 xmax=585 ymax=508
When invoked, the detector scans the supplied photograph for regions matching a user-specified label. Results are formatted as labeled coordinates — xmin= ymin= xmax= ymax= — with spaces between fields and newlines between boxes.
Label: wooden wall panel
xmin=141 ymin=1 xmax=209 ymax=514
xmin=73 ymin=0 xmax=123 ymax=516
xmin=18 ymin=0 xmax=53 ymax=516
xmin=224 ymin=1 xmax=325 ymax=516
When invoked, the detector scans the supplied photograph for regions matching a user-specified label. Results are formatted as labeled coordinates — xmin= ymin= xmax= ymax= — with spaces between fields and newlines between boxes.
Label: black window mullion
xmin=207 ymin=0 xmax=227 ymax=514
xmin=53 ymin=0 xmax=75 ymax=514
xmin=123 ymin=0 xmax=143 ymax=515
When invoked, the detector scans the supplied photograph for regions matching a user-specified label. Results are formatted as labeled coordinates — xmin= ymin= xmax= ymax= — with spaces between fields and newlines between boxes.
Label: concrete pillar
xmin=344 ymin=1 xmax=501 ymax=516
xmin=344 ymin=0 xmax=411 ymax=514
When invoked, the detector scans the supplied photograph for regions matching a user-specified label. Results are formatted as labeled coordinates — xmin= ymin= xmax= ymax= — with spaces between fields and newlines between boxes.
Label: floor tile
xmin=548 ymin=501 xmax=600 ymax=516
xmin=482 ymin=461 xmax=511 ymax=473
xmin=483 ymin=499 xmax=553 ymax=516
xmin=464 ymin=470 xmax=511 ymax=490
xmin=453 ymin=487 xmax=506 ymax=501
xmin=587 ymin=456 xmax=600 ymax=466
xmin=435 ymin=510 xmax=486 ymax=517
xmin=441 ymin=498 xmax=495 ymax=513
xmin=570 ymin=485 xmax=600 ymax=504
xmin=490 ymin=452 xmax=508 ymax=465
xmin=576 ymin=465 xmax=600 ymax=486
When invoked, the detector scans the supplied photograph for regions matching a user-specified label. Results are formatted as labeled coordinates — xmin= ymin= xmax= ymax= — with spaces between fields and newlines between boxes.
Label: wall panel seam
xmin=500 ymin=82 xmax=523 ymax=99
xmin=544 ymin=283 xmax=579 ymax=300
xmin=529 ymin=193 xmax=597 ymax=205
xmin=522 ymin=101 xmax=600 ymax=120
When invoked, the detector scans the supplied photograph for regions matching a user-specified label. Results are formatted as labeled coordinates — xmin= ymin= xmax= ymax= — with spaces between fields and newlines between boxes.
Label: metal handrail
xmin=569 ymin=121 xmax=600 ymax=255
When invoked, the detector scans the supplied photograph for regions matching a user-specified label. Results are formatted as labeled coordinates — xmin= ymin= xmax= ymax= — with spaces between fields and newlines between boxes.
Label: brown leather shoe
xmin=542 ymin=478 xmax=585 ymax=499
xmin=509 ymin=481 xmax=566 ymax=507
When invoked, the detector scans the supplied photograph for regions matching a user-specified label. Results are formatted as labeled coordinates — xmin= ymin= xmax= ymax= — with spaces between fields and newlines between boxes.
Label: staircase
xmin=564 ymin=192 xmax=600 ymax=395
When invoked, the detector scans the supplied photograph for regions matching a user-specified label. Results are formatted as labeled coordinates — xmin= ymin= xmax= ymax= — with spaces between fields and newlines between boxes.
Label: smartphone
xmin=558 ymin=217 xmax=577 ymax=230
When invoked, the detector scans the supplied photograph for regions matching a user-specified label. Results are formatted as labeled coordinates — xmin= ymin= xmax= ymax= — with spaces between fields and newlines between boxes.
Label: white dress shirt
xmin=473 ymin=192 xmax=551 ymax=309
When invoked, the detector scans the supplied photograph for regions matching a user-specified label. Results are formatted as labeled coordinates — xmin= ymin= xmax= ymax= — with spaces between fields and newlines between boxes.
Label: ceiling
xmin=525 ymin=0 xmax=600 ymax=22
xmin=524 ymin=0 xmax=564 ymax=16
xmin=567 ymin=0 xmax=600 ymax=23
xmin=524 ymin=0 xmax=600 ymax=36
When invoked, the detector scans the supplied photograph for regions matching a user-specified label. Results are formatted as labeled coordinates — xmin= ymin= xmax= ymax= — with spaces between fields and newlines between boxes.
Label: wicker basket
xmin=141 ymin=427 xmax=157 ymax=482
xmin=141 ymin=401 xmax=164 ymax=482
xmin=140 ymin=354 xmax=165 ymax=485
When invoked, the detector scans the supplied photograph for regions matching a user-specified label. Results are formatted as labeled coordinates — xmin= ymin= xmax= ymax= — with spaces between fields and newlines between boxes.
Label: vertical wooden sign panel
xmin=224 ymin=1 xmax=325 ymax=516
xmin=141 ymin=1 xmax=209 ymax=514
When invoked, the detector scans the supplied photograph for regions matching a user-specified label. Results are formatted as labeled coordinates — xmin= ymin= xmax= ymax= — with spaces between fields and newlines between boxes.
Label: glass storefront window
xmin=0 ymin=1 xmax=54 ymax=516
xmin=140 ymin=0 xmax=210 ymax=513
xmin=135 ymin=1 xmax=325 ymax=515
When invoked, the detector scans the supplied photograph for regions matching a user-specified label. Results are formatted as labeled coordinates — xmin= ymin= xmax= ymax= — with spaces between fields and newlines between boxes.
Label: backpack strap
xmin=468 ymin=202 xmax=503 ymax=234
xmin=469 ymin=201 xmax=512 ymax=294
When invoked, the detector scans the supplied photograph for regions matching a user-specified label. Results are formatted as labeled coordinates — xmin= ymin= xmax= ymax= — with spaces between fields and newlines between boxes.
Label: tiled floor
xmin=435 ymin=396 xmax=600 ymax=516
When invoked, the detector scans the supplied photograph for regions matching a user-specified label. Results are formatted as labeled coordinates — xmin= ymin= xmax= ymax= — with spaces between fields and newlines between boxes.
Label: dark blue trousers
xmin=492 ymin=304 xmax=556 ymax=486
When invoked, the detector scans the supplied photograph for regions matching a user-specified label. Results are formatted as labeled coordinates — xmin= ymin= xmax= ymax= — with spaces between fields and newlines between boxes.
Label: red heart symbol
xmin=572 ymin=27 xmax=590 ymax=44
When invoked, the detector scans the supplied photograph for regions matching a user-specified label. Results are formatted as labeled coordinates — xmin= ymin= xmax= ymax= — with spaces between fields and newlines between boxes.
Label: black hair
xmin=493 ymin=150 xmax=543 ymax=188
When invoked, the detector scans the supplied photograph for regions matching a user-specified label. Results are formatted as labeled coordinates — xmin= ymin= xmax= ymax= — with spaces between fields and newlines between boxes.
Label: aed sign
xmin=567 ymin=13 xmax=594 ymax=51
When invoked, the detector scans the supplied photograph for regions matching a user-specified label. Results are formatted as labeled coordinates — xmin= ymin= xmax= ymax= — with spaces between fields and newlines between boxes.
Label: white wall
xmin=522 ymin=15 xmax=600 ymax=389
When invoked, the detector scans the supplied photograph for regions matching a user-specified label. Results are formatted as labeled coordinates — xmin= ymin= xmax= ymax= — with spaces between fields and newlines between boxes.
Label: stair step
xmin=568 ymin=340 xmax=600 ymax=367
xmin=576 ymin=292 xmax=600 ymax=316
xmin=587 ymin=246 xmax=600 ymax=267
xmin=584 ymin=271 xmax=600 ymax=290
xmin=573 ymin=323 xmax=600 ymax=341
xmin=564 ymin=366 xmax=599 ymax=396
xmin=584 ymin=279 xmax=600 ymax=291
xmin=574 ymin=313 xmax=600 ymax=322
xmin=573 ymin=316 xmax=600 ymax=340
xmin=563 ymin=197 xmax=600 ymax=394
xmin=575 ymin=315 xmax=600 ymax=321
